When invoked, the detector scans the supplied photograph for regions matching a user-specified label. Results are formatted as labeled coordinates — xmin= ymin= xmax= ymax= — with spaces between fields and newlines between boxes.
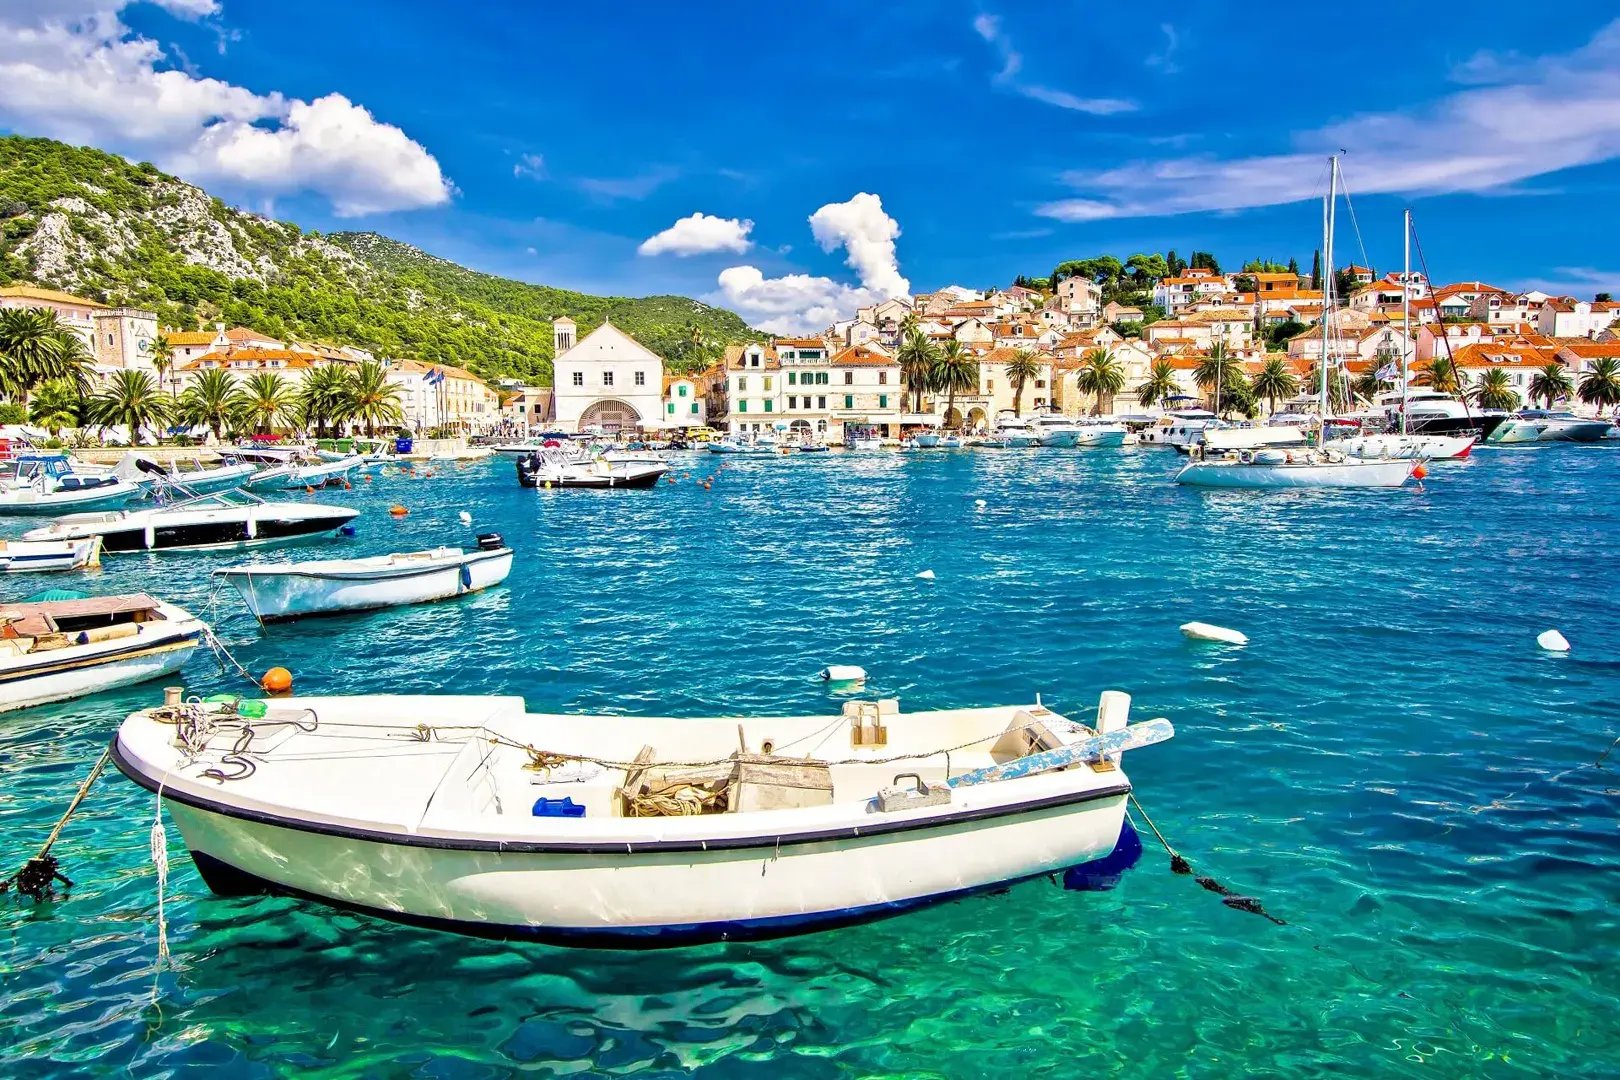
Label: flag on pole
xmin=1375 ymin=362 xmax=1397 ymax=380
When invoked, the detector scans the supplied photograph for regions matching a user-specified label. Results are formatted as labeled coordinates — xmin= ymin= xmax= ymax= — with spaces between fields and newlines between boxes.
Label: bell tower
xmin=553 ymin=316 xmax=576 ymax=356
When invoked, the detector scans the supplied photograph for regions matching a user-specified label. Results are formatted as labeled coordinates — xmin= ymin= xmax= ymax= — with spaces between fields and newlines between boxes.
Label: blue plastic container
xmin=394 ymin=436 xmax=414 ymax=454
xmin=531 ymin=796 xmax=586 ymax=818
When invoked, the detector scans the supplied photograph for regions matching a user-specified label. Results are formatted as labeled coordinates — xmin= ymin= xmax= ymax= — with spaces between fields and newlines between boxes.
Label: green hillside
xmin=0 ymin=135 xmax=760 ymax=382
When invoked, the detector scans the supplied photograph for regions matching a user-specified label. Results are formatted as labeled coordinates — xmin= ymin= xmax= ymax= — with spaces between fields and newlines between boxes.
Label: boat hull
xmin=1537 ymin=420 xmax=1612 ymax=442
xmin=131 ymin=769 xmax=1127 ymax=946
xmin=0 ymin=537 xmax=101 ymax=573
xmin=218 ymin=550 xmax=514 ymax=622
xmin=1175 ymin=458 xmax=1413 ymax=489
xmin=1406 ymin=414 xmax=1508 ymax=441
xmin=1342 ymin=433 xmax=1475 ymax=461
xmin=0 ymin=482 xmax=141 ymax=515
xmin=1074 ymin=429 xmax=1128 ymax=448
xmin=1035 ymin=431 xmax=1080 ymax=448
xmin=0 ymin=633 xmax=199 ymax=712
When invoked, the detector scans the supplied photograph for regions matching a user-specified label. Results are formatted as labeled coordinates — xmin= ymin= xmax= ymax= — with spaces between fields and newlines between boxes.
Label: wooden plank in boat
xmin=732 ymin=755 xmax=833 ymax=812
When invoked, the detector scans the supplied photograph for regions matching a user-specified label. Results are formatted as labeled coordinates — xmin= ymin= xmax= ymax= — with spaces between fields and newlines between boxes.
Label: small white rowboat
xmin=113 ymin=691 xmax=1173 ymax=945
xmin=214 ymin=536 xmax=514 ymax=622
xmin=1 ymin=593 xmax=204 ymax=712
xmin=0 ymin=536 xmax=102 ymax=573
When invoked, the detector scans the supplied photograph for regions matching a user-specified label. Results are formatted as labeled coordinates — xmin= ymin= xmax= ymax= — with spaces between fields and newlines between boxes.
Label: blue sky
xmin=3 ymin=1 xmax=1619 ymax=331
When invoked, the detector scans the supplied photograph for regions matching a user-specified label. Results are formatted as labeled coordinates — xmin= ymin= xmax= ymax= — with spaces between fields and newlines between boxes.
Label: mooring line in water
xmin=1466 ymin=731 xmax=1620 ymax=814
xmin=1128 ymin=791 xmax=1286 ymax=925
xmin=1 ymin=746 xmax=113 ymax=902
xmin=202 ymin=627 xmax=263 ymax=691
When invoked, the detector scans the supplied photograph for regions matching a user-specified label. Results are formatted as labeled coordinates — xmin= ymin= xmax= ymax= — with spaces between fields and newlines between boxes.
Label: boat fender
xmin=821 ymin=664 xmax=867 ymax=683
xmin=338 ymin=525 xmax=357 ymax=538
xmin=261 ymin=667 xmax=293 ymax=693
xmin=1180 ymin=621 xmax=1248 ymax=646
xmin=1537 ymin=629 xmax=1570 ymax=653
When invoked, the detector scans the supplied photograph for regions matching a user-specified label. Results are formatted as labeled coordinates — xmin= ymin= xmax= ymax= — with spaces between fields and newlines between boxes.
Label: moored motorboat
xmin=20 ymin=490 xmax=358 ymax=553
xmin=0 ymin=453 xmax=147 ymax=515
xmin=516 ymin=450 xmax=669 ymax=489
xmin=912 ymin=432 xmax=942 ymax=448
xmin=1175 ymin=448 xmax=1414 ymax=489
xmin=0 ymin=593 xmax=204 ymax=711
xmin=1485 ymin=418 xmax=1547 ymax=445
xmin=708 ymin=435 xmax=778 ymax=455
xmin=214 ymin=535 xmax=513 ymax=623
xmin=1518 ymin=410 xmax=1613 ymax=442
xmin=1341 ymin=433 xmax=1475 ymax=461
xmin=1072 ymin=420 xmax=1130 ymax=448
xmin=1026 ymin=413 xmax=1080 ymax=448
xmin=111 ymin=691 xmax=1171 ymax=944
xmin=121 ymin=454 xmax=258 ymax=496
xmin=244 ymin=454 xmax=363 ymax=492
xmin=0 ymin=536 xmax=102 ymax=573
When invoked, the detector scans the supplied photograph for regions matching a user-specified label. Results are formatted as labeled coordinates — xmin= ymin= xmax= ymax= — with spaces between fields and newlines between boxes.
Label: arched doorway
xmin=965 ymin=407 xmax=987 ymax=432
xmin=578 ymin=399 xmax=641 ymax=433
xmin=944 ymin=407 xmax=962 ymax=429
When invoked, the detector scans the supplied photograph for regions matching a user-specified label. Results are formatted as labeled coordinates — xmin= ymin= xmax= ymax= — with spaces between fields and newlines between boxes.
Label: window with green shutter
xmin=879 ymin=394 xmax=888 ymax=408
xmin=764 ymin=400 xmax=773 ymax=413
xmin=738 ymin=399 xmax=747 ymax=413
xmin=678 ymin=385 xmax=688 ymax=397
xmin=844 ymin=395 xmax=853 ymax=409
xmin=667 ymin=403 xmax=675 ymax=414
xmin=788 ymin=372 xmax=796 ymax=385
xmin=690 ymin=403 xmax=699 ymax=414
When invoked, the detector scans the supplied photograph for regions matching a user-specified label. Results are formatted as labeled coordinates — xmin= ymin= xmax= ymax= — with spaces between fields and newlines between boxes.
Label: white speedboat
xmin=111 ymin=691 xmax=1171 ymax=944
xmin=708 ymin=435 xmax=779 ymax=455
xmin=983 ymin=414 xmax=1039 ymax=449
xmin=1072 ymin=420 xmax=1130 ymax=448
xmin=489 ymin=438 xmax=555 ymax=457
xmin=1142 ymin=409 xmax=1219 ymax=449
xmin=0 ymin=454 xmax=146 ymax=515
xmin=939 ymin=434 xmax=966 ymax=448
xmin=1485 ymin=418 xmax=1546 ymax=445
xmin=1518 ymin=410 xmax=1612 ymax=442
xmin=0 ymin=593 xmax=204 ymax=712
xmin=244 ymin=455 xmax=363 ymax=492
xmin=1175 ymin=448 xmax=1414 ymax=489
xmin=21 ymin=490 xmax=358 ymax=553
xmin=0 ymin=536 xmax=102 ymax=573
xmin=1341 ymin=433 xmax=1475 ymax=461
xmin=120 ymin=454 xmax=258 ymax=496
xmin=912 ymin=432 xmax=942 ymax=448
xmin=841 ymin=427 xmax=884 ymax=451
xmin=516 ymin=450 xmax=669 ymax=489
xmin=1026 ymin=413 xmax=1080 ymax=448
xmin=215 ymin=536 xmax=513 ymax=623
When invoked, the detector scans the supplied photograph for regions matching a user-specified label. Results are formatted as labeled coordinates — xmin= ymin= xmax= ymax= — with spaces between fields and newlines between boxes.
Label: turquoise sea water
xmin=2 ymin=445 xmax=1618 ymax=1077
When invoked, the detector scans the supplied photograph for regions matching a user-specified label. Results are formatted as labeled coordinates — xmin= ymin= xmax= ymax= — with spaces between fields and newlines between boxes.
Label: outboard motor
xmin=475 ymin=532 xmax=505 ymax=551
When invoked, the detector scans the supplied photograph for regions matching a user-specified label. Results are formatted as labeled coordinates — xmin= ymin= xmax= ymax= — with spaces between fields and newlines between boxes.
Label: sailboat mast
xmin=1401 ymin=208 xmax=1411 ymax=436
xmin=1320 ymin=155 xmax=1337 ymax=417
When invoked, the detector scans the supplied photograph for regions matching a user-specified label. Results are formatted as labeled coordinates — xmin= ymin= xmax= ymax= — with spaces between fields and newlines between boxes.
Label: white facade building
xmin=551 ymin=318 xmax=666 ymax=433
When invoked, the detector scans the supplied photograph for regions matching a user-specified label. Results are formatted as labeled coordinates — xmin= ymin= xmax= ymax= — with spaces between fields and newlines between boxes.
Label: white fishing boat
xmin=21 ymin=489 xmax=358 ymax=553
xmin=1175 ymin=447 xmax=1414 ymax=489
xmin=516 ymin=449 xmax=669 ymax=489
xmin=214 ymin=535 xmax=513 ymax=623
xmin=0 ymin=453 xmax=146 ymax=514
xmin=112 ymin=690 xmax=1171 ymax=944
xmin=0 ymin=536 xmax=102 ymax=573
xmin=244 ymin=454 xmax=363 ymax=492
xmin=0 ymin=593 xmax=204 ymax=711
xmin=1072 ymin=419 xmax=1130 ymax=448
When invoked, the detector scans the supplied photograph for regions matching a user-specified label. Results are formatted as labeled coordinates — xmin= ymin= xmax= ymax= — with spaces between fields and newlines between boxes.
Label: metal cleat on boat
xmin=875 ymin=773 xmax=952 ymax=812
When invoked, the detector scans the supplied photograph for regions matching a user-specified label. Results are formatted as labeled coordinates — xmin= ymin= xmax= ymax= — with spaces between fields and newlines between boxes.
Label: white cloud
xmin=972 ymin=13 xmax=1134 ymax=116
xmin=808 ymin=193 xmax=909 ymax=299
xmin=1145 ymin=24 xmax=1179 ymax=73
xmin=577 ymin=167 xmax=679 ymax=202
xmin=713 ymin=266 xmax=879 ymax=336
xmin=1039 ymin=19 xmax=1620 ymax=222
xmin=0 ymin=2 xmax=452 ymax=216
xmin=149 ymin=0 xmax=221 ymax=16
xmin=513 ymin=152 xmax=545 ymax=180
xmin=638 ymin=212 xmax=754 ymax=257
xmin=712 ymin=193 xmax=909 ymax=334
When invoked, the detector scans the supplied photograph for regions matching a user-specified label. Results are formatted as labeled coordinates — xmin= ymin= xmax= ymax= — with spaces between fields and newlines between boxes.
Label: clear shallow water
xmin=2 ymin=445 xmax=1618 ymax=1077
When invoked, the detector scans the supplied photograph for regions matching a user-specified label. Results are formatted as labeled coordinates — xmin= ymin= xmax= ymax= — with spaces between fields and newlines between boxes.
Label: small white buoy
xmin=821 ymin=665 xmax=867 ymax=683
xmin=1180 ymin=621 xmax=1248 ymax=646
xmin=1537 ymin=629 xmax=1570 ymax=653
xmin=974 ymin=499 xmax=987 ymax=508
xmin=458 ymin=511 xmax=473 ymax=525
xmin=916 ymin=569 xmax=936 ymax=581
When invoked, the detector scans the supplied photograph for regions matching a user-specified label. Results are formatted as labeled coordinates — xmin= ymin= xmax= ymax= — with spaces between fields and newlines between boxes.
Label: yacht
xmin=21 ymin=489 xmax=358 ymax=553
xmin=1141 ymin=409 xmax=1218 ymax=449
xmin=1025 ymin=412 xmax=1080 ymax=448
xmin=1375 ymin=389 xmax=1507 ymax=442
xmin=982 ymin=413 xmax=1039 ymax=449
xmin=1517 ymin=409 xmax=1612 ymax=442
xmin=516 ymin=448 xmax=669 ymax=488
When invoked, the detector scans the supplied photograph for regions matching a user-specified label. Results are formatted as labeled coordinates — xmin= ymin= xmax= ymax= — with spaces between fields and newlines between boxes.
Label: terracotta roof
xmin=1449 ymin=342 xmax=1556 ymax=368
xmin=1555 ymin=342 xmax=1620 ymax=359
xmin=0 ymin=284 xmax=108 ymax=308
xmin=773 ymin=337 xmax=827 ymax=349
xmin=181 ymin=348 xmax=318 ymax=370
xmin=830 ymin=345 xmax=900 ymax=367
xmin=1433 ymin=281 xmax=1510 ymax=300
xmin=1251 ymin=273 xmax=1299 ymax=283
xmin=393 ymin=358 xmax=488 ymax=385
xmin=724 ymin=344 xmax=779 ymax=370
xmin=162 ymin=331 xmax=217 ymax=346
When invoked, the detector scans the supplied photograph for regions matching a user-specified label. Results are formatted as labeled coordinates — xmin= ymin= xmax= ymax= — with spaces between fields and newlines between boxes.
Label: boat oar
xmin=947 ymin=717 xmax=1174 ymax=788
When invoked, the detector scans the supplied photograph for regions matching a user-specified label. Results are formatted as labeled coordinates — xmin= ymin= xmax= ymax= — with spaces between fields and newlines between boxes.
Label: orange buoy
xmin=1412 ymin=463 xmax=1428 ymax=481
xmin=304 ymin=485 xmax=315 ymax=494
xmin=702 ymin=481 xmax=712 ymax=490
xmin=389 ymin=505 xmax=409 ymax=516
xmin=362 ymin=475 xmax=373 ymax=483
xmin=261 ymin=666 xmax=293 ymax=693
xmin=342 ymin=480 xmax=352 ymax=490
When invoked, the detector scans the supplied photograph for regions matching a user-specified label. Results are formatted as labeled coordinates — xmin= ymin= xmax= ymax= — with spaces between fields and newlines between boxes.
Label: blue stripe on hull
xmin=188 ymin=850 xmax=1064 ymax=948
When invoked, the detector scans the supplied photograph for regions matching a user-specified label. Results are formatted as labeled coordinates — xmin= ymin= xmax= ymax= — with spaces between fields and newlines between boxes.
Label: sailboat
xmin=1176 ymin=157 xmax=1417 ymax=490
xmin=1343 ymin=209 xmax=1476 ymax=462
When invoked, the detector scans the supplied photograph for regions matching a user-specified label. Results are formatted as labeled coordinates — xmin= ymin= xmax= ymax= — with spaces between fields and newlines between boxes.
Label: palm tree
xmin=1415 ymin=356 xmax=1461 ymax=396
xmin=1302 ymin=362 xmax=1353 ymax=413
xmin=1074 ymin=348 xmax=1126 ymax=415
xmin=90 ymin=370 xmax=170 ymax=445
xmin=28 ymin=379 xmax=83 ymax=438
xmin=0 ymin=307 xmax=91 ymax=403
xmin=1468 ymin=368 xmax=1520 ymax=412
xmin=1251 ymin=355 xmax=1299 ymax=416
xmin=150 ymin=332 xmax=176 ymax=396
xmin=1003 ymin=348 xmax=1042 ymax=417
xmin=294 ymin=364 xmax=350 ymax=439
xmin=1578 ymin=357 xmax=1620 ymax=415
xmin=930 ymin=340 xmax=977 ymax=429
xmin=1193 ymin=343 xmax=1240 ymax=415
xmin=242 ymin=372 xmax=292 ymax=435
xmin=1528 ymin=362 xmax=1575 ymax=408
xmin=896 ymin=330 xmax=938 ymax=414
xmin=1136 ymin=359 xmax=1179 ymax=409
xmin=178 ymin=368 xmax=245 ymax=442
xmin=341 ymin=359 xmax=404 ymax=436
